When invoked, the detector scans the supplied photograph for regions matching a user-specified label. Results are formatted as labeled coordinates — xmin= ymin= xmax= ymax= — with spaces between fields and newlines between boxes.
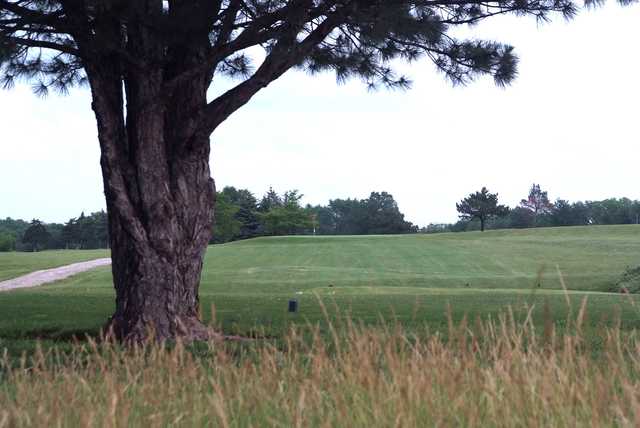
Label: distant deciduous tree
xmin=520 ymin=184 xmax=554 ymax=218
xmin=588 ymin=198 xmax=639 ymax=225
xmin=329 ymin=198 xmax=368 ymax=235
xmin=212 ymin=192 xmax=241 ymax=243
xmin=307 ymin=205 xmax=337 ymax=235
xmin=324 ymin=192 xmax=416 ymax=235
xmin=456 ymin=187 xmax=509 ymax=232
xmin=550 ymin=199 xmax=588 ymax=226
xmin=0 ymin=232 xmax=15 ymax=252
xmin=508 ymin=206 xmax=536 ymax=229
xmin=259 ymin=189 xmax=312 ymax=235
xmin=365 ymin=192 xmax=416 ymax=234
xmin=0 ymin=218 xmax=27 ymax=251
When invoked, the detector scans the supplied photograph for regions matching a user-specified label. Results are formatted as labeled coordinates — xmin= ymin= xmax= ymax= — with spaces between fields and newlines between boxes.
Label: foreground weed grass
xmin=2 ymin=307 xmax=640 ymax=427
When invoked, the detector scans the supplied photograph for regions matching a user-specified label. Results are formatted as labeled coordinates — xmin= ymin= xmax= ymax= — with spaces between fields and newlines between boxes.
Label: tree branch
xmin=0 ymin=0 xmax=68 ymax=30
xmin=162 ymin=2 xmax=334 ymax=97
xmin=4 ymin=35 xmax=80 ymax=56
xmin=197 ymin=12 xmax=343 ymax=137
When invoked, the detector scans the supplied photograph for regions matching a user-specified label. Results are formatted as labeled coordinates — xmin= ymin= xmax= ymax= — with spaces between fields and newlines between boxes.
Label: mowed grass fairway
xmin=1 ymin=225 xmax=640 ymax=351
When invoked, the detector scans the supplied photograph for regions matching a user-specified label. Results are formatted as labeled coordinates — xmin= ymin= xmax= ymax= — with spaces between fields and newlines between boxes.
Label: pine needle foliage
xmin=456 ymin=186 xmax=509 ymax=231
xmin=1 ymin=0 xmax=633 ymax=99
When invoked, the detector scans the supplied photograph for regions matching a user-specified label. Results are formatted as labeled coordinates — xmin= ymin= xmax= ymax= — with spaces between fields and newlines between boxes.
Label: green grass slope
xmin=203 ymin=225 xmax=640 ymax=293
xmin=1 ymin=225 xmax=639 ymax=350
xmin=0 ymin=249 xmax=109 ymax=282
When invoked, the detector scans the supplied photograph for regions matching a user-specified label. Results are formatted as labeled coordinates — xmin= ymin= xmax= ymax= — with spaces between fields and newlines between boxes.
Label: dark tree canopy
xmin=61 ymin=211 xmax=109 ymax=249
xmin=22 ymin=219 xmax=50 ymax=251
xmin=220 ymin=186 xmax=261 ymax=240
xmin=1 ymin=0 xmax=632 ymax=342
xmin=258 ymin=187 xmax=283 ymax=212
xmin=1 ymin=0 xmax=587 ymax=98
xmin=456 ymin=187 xmax=508 ymax=231
xmin=312 ymin=191 xmax=416 ymax=235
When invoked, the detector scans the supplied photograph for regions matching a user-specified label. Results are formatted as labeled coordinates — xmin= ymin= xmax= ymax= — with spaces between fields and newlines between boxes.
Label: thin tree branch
xmin=197 ymin=12 xmax=343 ymax=137
xmin=4 ymin=35 xmax=80 ymax=56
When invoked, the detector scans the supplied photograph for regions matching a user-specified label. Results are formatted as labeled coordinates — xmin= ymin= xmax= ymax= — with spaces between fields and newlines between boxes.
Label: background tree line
xmin=1 ymin=188 xmax=416 ymax=251
xmin=3 ymin=184 xmax=638 ymax=250
xmin=0 ymin=211 xmax=108 ymax=252
xmin=428 ymin=184 xmax=640 ymax=233
xmin=213 ymin=187 xmax=417 ymax=244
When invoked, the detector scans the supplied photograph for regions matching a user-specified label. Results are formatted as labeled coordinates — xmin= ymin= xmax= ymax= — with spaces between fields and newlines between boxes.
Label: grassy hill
xmin=202 ymin=224 xmax=640 ymax=293
xmin=1 ymin=225 xmax=640 ymax=350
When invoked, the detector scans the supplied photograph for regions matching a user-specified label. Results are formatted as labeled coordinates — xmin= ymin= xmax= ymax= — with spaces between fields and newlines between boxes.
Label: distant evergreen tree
xmin=258 ymin=187 xmax=283 ymax=213
xmin=456 ymin=187 xmax=509 ymax=232
xmin=61 ymin=217 xmax=80 ymax=249
xmin=219 ymin=187 xmax=261 ymax=239
xmin=91 ymin=211 xmax=109 ymax=248
xmin=45 ymin=223 xmax=65 ymax=249
xmin=60 ymin=211 xmax=109 ymax=249
xmin=234 ymin=206 xmax=262 ymax=240
xmin=22 ymin=219 xmax=50 ymax=252
xmin=283 ymin=190 xmax=303 ymax=207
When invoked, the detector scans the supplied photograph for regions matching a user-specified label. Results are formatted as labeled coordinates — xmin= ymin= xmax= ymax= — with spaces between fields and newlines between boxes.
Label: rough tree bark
xmin=89 ymin=72 xmax=216 ymax=342
xmin=82 ymin=7 xmax=217 ymax=342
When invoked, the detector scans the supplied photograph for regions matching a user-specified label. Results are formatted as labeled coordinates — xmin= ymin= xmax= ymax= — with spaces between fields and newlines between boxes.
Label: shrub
xmin=0 ymin=232 xmax=15 ymax=251
xmin=610 ymin=266 xmax=640 ymax=294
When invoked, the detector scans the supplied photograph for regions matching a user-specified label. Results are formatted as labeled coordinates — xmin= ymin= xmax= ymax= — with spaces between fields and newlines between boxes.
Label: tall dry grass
xmin=1 ymin=307 xmax=640 ymax=427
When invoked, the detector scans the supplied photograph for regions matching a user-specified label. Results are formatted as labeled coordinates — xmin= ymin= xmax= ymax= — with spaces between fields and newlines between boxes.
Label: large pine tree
xmin=456 ymin=187 xmax=508 ymax=231
xmin=0 ymin=0 xmax=626 ymax=342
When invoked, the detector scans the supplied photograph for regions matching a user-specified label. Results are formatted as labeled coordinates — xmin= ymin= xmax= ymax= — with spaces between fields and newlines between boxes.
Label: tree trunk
xmin=103 ymin=123 xmax=216 ymax=343
xmin=480 ymin=217 xmax=485 ymax=232
xmin=107 ymin=186 xmax=214 ymax=343
xmin=84 ymin=42 xmax=216 ymax=342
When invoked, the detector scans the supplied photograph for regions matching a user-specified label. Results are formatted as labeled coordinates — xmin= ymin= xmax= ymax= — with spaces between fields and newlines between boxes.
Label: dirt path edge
xmin=0 ymin=258 xmax=112 ymax=292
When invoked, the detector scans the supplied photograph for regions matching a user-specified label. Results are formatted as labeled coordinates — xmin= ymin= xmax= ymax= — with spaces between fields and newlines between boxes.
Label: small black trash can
xmin=288 ymin=299 xmax=298 ymax=313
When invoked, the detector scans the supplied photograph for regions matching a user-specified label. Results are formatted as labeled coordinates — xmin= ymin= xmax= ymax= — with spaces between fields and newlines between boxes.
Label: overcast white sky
xmin=1 ymin=2 xmax=639 ymax=226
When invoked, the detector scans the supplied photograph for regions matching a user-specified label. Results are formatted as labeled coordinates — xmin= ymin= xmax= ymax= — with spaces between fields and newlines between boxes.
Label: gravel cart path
xmin=0 ymin=258 xmax=111 ymax=292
